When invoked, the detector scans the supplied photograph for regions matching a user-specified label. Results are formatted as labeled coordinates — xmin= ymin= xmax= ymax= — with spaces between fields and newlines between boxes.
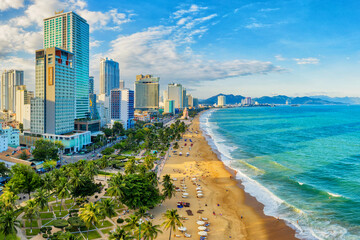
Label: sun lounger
xmin=175 ymin=235 xmax=181 ymax=238
xmin=197 ymin=210 xmax=204 ymax=213
xmin=202 ymin=217 xmax=208 ymax=220
xmin=184 ymin=233 xmax=192 ymax=238
xmin=186 ymin=210 xmax=193 ymax=216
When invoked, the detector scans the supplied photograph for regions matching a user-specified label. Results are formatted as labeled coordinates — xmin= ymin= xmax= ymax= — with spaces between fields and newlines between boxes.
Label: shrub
xmin=52 ymin=219 xmax=68 ymax=229
xmin=116 ymin=218 xmax=124 ymax=224
xmin=40 ymin=227 xmax=47 ymax=233
xmin=43 ymin=234 xmax=48 ymax=238
xmin=95 ymin=195 xmax=98 ymax=199
xmin=68 ymin=217 xmax=86 ymax=228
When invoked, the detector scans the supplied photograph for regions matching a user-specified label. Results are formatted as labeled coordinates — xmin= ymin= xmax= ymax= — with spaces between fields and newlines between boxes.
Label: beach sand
xmin=150 ymin=115 xmax=299 ymax=240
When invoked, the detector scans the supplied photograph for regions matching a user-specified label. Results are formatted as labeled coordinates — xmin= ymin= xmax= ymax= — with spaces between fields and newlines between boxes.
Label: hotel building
xmin=1 ymin=70 xmax=24 ymax=112
xmin=111 ymin=89 xmax=134 ymax=129
xmin=100 ymin=58 xmax=120 ymax=96
xmin=134 ymin=74 xmax=159 ymax=110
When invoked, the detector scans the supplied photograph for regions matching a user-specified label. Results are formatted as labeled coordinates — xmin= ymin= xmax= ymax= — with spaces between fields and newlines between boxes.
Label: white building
xmin=164 ymin=100 xmax=175 ymax=114
xmin=1 ymin=70 xmax=24 ymax=112
xmin=168 ymin=83 xmax=183 ymax=109
xmin=218 ymin=95 xmax=226 ymax=107
xmin=23 ymin=104 xmax=31 ymax=130
xmin=97 ymin=94 xmax=111 ymax=127
xmin=110 ymin=89 xmax=134 ymax=130
xmin=15 ymin=85 xmax=31 ymax=125
xmin=1 ymin=126 xmax=19 ymax=147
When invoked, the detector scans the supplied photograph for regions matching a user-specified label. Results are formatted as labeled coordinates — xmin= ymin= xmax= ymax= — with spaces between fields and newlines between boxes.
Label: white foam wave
xmin=327 ymin=192 xmax=342 ymax=198
xmin=199 ymin=109 xmax=354 ymax=240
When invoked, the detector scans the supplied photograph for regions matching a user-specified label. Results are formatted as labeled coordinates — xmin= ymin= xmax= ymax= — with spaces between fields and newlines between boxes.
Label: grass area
xmin=41 ymin=219 xmax=53 ymax=226
xmin=48 ymin=196 xmax=57 ymax=202
xmin=25 ymin=220 xmax=39 ymax=228
xmin=54 ymin=210 xmax=69 ymax=218
xmin=40 ymin=212 xmax=54 ymax=219
xmin=25 ymin=228 xmax=41 ymax=236
xmin=0 ymin=233 xmax=20 ymax=240
xmin=65 ymin=199 xmax=75 ymax=204
xmin=52 ymin=205 xmax=67 ymax=211
xmin=96 ymin=220 xmax=113 ymax=228
xmin=101 ymin=228 xmax=112 ymax=235
xmin=74 ymin=230 xmax=102 ymax=240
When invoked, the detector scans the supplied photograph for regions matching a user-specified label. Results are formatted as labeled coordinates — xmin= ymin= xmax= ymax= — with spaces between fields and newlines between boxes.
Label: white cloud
xmin=173 ymin=4 xmax=208 ymax=19
xmin=275 ymin=55 xmax=286 ymax=61
xmin=0 ymin=0 xmax=24 ymax=11
xmin=90 ymin=40 xmax=103 ymax=48
xmin=245 ymin=22 xmax=270 ymax=29
xmin=259 ymin=8 xmax=280 ymax=12
xmin=293 ymin=57 xmax=320 ymax=64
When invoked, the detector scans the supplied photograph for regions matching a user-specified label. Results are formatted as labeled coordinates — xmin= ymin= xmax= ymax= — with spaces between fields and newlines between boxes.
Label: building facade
xmin=100 ymin=58 xmax=120 ymax=96
xmin=89 ymin=76 xmax=94 ymax=94
xmin=1 ymin=126 xmax=19 ymax=147
xmin=110 ymin=89 xmax=134 ymax=129
xmin=164 ymin=100 xmax=175 ymax=114
xmin=15 ymin=85 xmax=32 ymax=124
xmin=44 ymin=11 xmax=89 ymax=119
xmin=187 ymin=94 xmax=193 ymax=108
xmin=119 ymin=80 xmax=124 ymax=89
xmin=167 ymin=83 xmax=183 ymax=109
xmin=218 ymin=95 xmax=226 ymax=106
xmin=31 ymin=47 xmax=75 ymax=135
xmin=1 ymin=70 xmax=24 ymax=112
xmin=134 ymin=74 xmax=159 ymax=110
xmin=0 ymin=132 xmax=8 ymax=153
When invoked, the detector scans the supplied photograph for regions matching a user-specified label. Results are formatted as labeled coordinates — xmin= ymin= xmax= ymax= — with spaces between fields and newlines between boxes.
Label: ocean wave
xmin=327 ymin=192 xmax=343 ymax=198
xmin=199 ymin=109 xmax=354 ymax=240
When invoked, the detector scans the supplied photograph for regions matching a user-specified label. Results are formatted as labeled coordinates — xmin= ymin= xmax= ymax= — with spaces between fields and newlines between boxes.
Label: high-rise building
xmin=44 ymin=11 xmax=89 ymax=119
xmin=89 ymin=76 xmax=94 ymax=94
xmin=187 ymin=94 xmax=193 ymax=108
xmin=97 ymin=94 xmax=110 ymax=127
xmin=182 ymin=88 xmax=187 ymax=108
xmin=218 ymin=95 xmax=226 ymax=106
xmin=1 ymin=70 xmax=24 ymax=112
xmin=134 ymin=74 xmax=159 ymax=110
xmin=164 ymin=100 xmax=175 ymax=114
xmin=100 ymin=58 xmax=120 ymax=96
xmin=15 ymin=85 xmax=32 ymax=124
xmin=119 ymin=79 xmax=124 ymax=89
xmin=31 ymin=47 xmax=75 ymax=135
xmin=168 ymin=83 xmax=183 ymax=109
xmin=193 ymin=98 xmax=199 ymax=108
xmin=110 ymin=88 xmax=134 ymax=129
xmin=241 ymin=97 xmax=252 ymax=105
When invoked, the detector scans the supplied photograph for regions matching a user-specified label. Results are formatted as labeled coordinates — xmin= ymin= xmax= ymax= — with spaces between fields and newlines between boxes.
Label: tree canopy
xmin=32 ymin=139 xmax=59 ymax=161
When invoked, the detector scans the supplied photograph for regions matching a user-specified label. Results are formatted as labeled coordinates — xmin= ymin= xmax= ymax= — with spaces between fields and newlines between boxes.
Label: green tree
xmin=32 ymin=139 xmax=59 ymax=161
xmin=144 ymin=155 xmax=155 ymax=171
xmin=113 ymin=121 xmax=125 ymax=136
xmin=138 ymin=221 xmax=162 ymax=240
xmin=42 ymin=173 xmax=55 ymax=194
xmin=19 ymin=150 xmax=29 ymax=160
xmin=173 ymin=142 xmax=179 ymax=149
xmin=102 ymin=147 xmax=115 ymax=155
xmin=124 ymin=215 xmax=139 ymax=232
xmin=124 ymin=159 xmax=137 ymax=175
xmin=56 ymin=177 xmax=70 ymax=213
xmin=43 ymin=160 xmax=57 ymax=171
xmin=19 ymin=123 xmax=24 ymax=133
xmin=162 ymin=181 xmax=176 ymax=201
xmin=107 ymin=173 xmax=125 ymax=206
xmin=97 ymin=198 xmax=117 ymax=225
xmin=0 ymin=190 xmax=18 ymax=211
xmin=33 ymin=188 xmax=49 ymax=211
xmin=23 ymin=199 xmax=40 ymax=233
xmin=161 ymin=209 xmax=183 ymax=240
xmin=102 ymin=128 xmax=113 ymax=138
xmin=0 ymin=210 xmax=21 ymax=240
xmin=8 ymin=164 xmax=41 ymax=199
xmin=109 ymin=226 xmax=135 ymax=240
xmin=0 ymin=162 xmax=10 ymax=177
xmin=79 ymin=202 xmax=99 ymax=240
xmin=134 ymin=206 xmax=149 ymax=219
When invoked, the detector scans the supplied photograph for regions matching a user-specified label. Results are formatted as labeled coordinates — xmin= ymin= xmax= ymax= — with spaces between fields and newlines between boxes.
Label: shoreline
xmin=151 ymin=114 xmax=298 ymax=240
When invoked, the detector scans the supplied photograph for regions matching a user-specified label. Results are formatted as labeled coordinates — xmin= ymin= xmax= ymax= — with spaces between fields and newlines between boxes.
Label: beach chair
xmin=175 ymin=235 xmax=181 ymax=238
xmin=184 ymin=233 xmax=192 ymax=238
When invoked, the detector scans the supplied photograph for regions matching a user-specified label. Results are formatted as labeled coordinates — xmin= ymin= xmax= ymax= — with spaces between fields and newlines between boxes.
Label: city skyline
xmin=1 ymin=0 xmax=360 ymax=98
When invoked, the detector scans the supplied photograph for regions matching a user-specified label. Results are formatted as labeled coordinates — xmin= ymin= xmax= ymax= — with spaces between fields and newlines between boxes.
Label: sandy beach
xmin=150 ymin=114 xmax=299 ymax=240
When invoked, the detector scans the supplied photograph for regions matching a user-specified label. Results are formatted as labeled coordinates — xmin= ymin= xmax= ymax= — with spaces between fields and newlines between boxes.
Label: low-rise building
xmin=1 ymin=126 xmax=19 ymax=147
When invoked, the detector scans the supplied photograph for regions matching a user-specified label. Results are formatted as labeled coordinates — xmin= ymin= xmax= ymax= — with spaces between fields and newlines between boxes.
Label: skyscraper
xmin=134 ymin=74 xmax=159 ymax=110
xmin=119 ymin=79 xmax=124 ymax=89
xmin=1 ymin=70 xmax=24 ymax=112
xmin=218 ymin=95 xmax=226 ymax=106
xmin=110 ymin=88 xmax=134 ymax=129
xmin=100 ymin=58 xmax=120 ymax=96
xmin=89 ymin=76 xmax=94 ymax=94
xmin=43 ymin=11 xmax=89 ymax=119
xmin=168 ymin=83 xmax=183 ymax=109
xmin=187 ymin=94 xmax=193 ymax=108
xmin=31 ymin=47 xmax=75 ymax=135
xmin=15 ymin=85 xmax=32 ymax=124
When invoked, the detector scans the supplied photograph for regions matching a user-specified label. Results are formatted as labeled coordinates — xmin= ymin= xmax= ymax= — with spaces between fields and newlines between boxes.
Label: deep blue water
xmin=200 ymin=105 xmax=360 ymax=240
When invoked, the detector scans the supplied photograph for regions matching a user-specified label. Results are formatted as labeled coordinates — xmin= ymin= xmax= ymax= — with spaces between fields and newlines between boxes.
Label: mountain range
xmin=199 ymin=94 xmax=345 ymax=105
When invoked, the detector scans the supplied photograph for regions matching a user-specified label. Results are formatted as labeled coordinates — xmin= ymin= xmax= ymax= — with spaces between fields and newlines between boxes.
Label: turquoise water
xmin=200 ymin=105 xmax=360 ymax=240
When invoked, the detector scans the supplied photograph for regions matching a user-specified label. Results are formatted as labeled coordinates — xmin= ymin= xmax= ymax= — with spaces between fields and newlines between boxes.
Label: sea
xmin=199 ymin=105 xmax=360 ymax=240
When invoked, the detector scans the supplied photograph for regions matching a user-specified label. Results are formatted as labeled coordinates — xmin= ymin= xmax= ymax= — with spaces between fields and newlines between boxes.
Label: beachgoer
xmin=213 ymin=211 xmax=215 ymax=215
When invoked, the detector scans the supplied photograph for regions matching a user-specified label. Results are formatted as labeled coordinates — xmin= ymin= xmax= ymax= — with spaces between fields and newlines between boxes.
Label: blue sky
xmin=1 ymin=0 xmax=360 ymax=98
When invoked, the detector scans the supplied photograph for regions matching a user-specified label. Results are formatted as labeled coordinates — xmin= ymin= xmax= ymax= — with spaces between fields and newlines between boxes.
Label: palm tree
xmin=56 ymin=177 xmax=70 ymax=214
xmin=69 ymin=168 xmax=82 ymax=188
xmin=162 ymin=175 xmax=172 ymax=188
xmin=161 ymin=209 xmax=183 ymax=240
xmin=109 ymin=226 xmax=135 ymax=240
xmin=0 ymin=190 xmax=19 ymax=211
xmin=124 ymin=159 xmax=137 ymax=175
xmin=79 ymin=202 xmax=99 ymax=240
xmin=23 ymin=199 xmax=40 ymax=233
xmin=162 ymin=182 xmax=176 ymax=201
xmin=33 ymin=188 xmax=49 ymax=212
xmin=108 ymin=174 xmax=125 ymax=206
xmin=135 ymin=206 xmax=149 ymax=219
xmin=42 ymin=173 xmax=55 ymax=193
xmin=138 ymin=221 xmax=162 ymax=240
xmin=57 ymin=231 xmax=82 ymax=240
xmin=97 ymin=198 xmax=117 ymax=225
xmin=124 ymin=215 xmax=139 ymax=233
xmin=144 ymin=155 xmax=155 ymax=171
xmin=0 ymin=210 xmax=21 ymax=240
xmin=84 ymin=161 xmax=99 ymax=180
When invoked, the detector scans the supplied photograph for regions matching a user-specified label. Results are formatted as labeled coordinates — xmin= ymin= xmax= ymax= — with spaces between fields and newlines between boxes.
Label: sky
xmin=1 ymin=0 xmax=360 ymax=99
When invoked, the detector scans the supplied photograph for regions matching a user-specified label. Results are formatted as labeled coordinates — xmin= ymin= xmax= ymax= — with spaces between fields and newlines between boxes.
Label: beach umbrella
xmin=196 ymin=187 xmax=201 ymax=190
xmin=198 ymin=226 xmax=206 ymax=230
xmin=182 ymin=193 xmax=189 ymax=196
xmin=197 ymin=190 xmax=203 ymax=193
xmin=197 ymin=194 xmax=204 ymax=197
xmin=178 ymin=226 xmax=187 ymax=232
xmin=198 ymin=231 xmax=208 ymax=236
xmin=192 ymin=178 xmax=197 ymax=181
xmin=196 ymin=221 xmax=205 ymax=225
xmin=182 ymin=187 xmax=187 ymax=189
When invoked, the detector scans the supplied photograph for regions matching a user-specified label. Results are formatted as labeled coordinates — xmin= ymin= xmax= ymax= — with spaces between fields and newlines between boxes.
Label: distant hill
xmin=200 ymin=94 xmax=245 ymax=105
xmin=311 ymin=95 xmax=360 ymax=105
xmin=200 ymin=94 xmax=343 ymax=105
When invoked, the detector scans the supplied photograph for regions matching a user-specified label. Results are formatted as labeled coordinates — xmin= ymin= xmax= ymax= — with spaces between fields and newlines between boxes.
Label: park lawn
xmin=54 ymin=210 xmax=69 ymax=218
xmin=26 ymin=228 xmax=41 ymax=236
xmin=96 ymin=220 xmax=113 ymax=228
xmin=25 ymin=220 xmax=39 ymax=228
xmin=40 ymin=212 xmax=54 ymax=218
xmin=41 ymin=219 xmax=53 ymax=226
xmin=74 ymin=230 xmax=102 ymax=240
xmin=52 ymin=205 xmax=67 ymax=211
xmin=101 ymin=228 xmax=112 ymax=235
xmin=65 ymin=199 xmax=75 ymax=204
xmin=0 ymin=233 xmax=20 ymax=240
xmin=48 ymin=196 xmax=57 ymax=202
